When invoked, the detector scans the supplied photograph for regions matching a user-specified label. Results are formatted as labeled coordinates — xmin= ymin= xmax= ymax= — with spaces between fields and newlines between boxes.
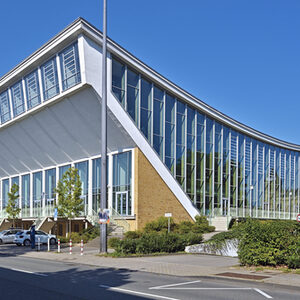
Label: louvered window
xmin=60 ymin=43 xmax=81 ymax=91
xmin=25 ymin=70 xmax=40 ymax=109
xmin=0 ymin=90 xmax=11 ymax=123
xmin=11 ymin=81 xmax=25 ymax=116
xmin=41 ymin=58 xmax=59 ymax=101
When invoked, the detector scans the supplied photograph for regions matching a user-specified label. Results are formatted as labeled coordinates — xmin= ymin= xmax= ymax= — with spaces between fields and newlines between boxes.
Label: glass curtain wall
xmin=21 ymin=174 xmax=30 ymax=217
xmin=2 ymin=179 xmax=9 ymax=210
xmin=111 ymin=57 xmax=300 ymax=219
xmin=33 ymin=172 xmax=42 ymax=217
xmin=92 ymin=158 xmax=101 ymax=213
xmin=75 ymin=161 xmax=89 ymax=215
xmin=45 ymin=168 xmax=56 ymax=216
xmin=113 ymin=152 xmax=132 ymax=216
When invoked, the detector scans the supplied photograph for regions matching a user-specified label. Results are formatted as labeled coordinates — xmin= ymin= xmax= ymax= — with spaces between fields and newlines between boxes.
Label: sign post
xmin=165 ymin=213 xmax=172 ymax=233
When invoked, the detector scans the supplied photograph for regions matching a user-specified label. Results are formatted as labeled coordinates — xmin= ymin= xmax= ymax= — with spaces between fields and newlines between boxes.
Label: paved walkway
xmin=18 ymin=243 xmax=300 ymax=289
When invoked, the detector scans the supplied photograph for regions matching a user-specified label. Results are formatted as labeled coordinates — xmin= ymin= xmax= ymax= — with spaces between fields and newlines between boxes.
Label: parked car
xmin=14 ymin=230 xmax=56 ymax=246
xmin=0 ymin=229 xmax=23 ymax=244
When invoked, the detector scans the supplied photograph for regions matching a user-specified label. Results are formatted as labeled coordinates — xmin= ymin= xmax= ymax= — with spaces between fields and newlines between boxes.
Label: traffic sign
xmin=165 ymin=213 xmax=172 ymax=218
xmin=297 ymin=214 xmax=300 ymax=222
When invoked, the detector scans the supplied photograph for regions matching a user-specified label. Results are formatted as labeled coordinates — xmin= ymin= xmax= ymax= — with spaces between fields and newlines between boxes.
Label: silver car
xmin=14 ymin=230 xmax=57 ymax=246
xmin=0 ymin=229 xmax=22 ymax=244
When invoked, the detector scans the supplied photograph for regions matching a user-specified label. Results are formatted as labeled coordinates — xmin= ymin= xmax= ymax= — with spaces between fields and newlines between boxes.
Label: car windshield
xmin=16 ymin=231 xmax=24 ymax=235
xmin=0 ymin=231 xmax=6 ymax=235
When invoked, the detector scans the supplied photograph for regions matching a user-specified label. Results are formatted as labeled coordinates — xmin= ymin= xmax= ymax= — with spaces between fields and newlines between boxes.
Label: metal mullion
xmin=220 ymin=126 xmax=223 ymax=215
xmin=279 ymin=152 xmax=281 ymax=218
xmin=194 ymin=112 xmax=198 ymax=206
xmin=174 ymin=100 xmax=177 ymax=178
xmin=273 ymin=150 xmax=276 ymax=218
xmin=242 ymin=137 xmax=246 ymax=217
xmin=151 ymin=83 xmax=154 ymax=147
xmin=256 ymin=143 xmax=259 ymax=218
xmin=124 ymin=65 xmax=128 ymax=111
xmin=298 ymin=155 xmax=300 ymax=214
xmin=183 ymin=104 xmax=187 ymax=193
xmin=228 ymin=130 xmax=231 ymax=217
xmin=262 ymin=145 xmax=265 ymax=218
xmin=162 ymin=91 xmax=166 ymax=163
xmin=267 ymin=148 xmax=271 ymax=218
xmin=284 ymin=153 xmax=286 ymax=218
xmin=138 ymin=74 xmax=141 ymax=130
xmin=250 ymin=140 xmax=253 ymax=217
xmin=203 ymin=116 xmax=207 ymax=215
xmin=289 ymin=153 xmax=292 ymax=218
xmin=212 ymin=121 xmax=215 ymax=216
xmin=235 ymin=134 xmax=238 ymax=217
xmin=293 ymin=153 xmax=296 ymax=217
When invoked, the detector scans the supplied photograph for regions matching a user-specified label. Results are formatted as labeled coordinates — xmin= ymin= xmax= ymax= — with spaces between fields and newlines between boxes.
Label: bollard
xmin=38 ymin=237 xmax=40 ymax=252
xmin=58 ymin=239 xmax=61 ymax=253
xmin=80 ymin=239 xmax=83 ymax=256
xmin=69 ymin=239 xmax=72 ymax=255
xmin=48 ymin=238 xmax=50 ymax=252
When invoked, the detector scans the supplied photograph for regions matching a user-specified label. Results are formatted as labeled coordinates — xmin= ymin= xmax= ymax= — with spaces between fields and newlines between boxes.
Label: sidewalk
xmin=20 ymin=244 xmax=300 ymax=289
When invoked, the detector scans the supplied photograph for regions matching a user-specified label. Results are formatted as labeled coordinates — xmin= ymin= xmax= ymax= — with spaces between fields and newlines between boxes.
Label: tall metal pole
xmin=100 ymin=0 xmax=107 ymax=253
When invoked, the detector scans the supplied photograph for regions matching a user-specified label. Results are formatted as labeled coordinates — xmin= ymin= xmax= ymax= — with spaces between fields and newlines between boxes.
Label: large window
xmin=113 ymin=152 xmax=132 ymax=216
xmin=59 ymin=164 xmax=71 ymax=179
xmin=2 ymin=179 xmax=9 ymax=209
xmin=45 ymin=168 xmax=56 ymax=201
xmin=75 ymin=161 xmax=89 ymax=214
xmin=41 ymin=57 xmax=59 ymax=101
xmin=112 ymin=59 xmax=125 ymax=106
xmin=60 ymin=43 xmax=81 ymax=91
xmin=92 ymin=158 xmax=101 ymax=212
xmin=127 ymin=68 xmax=139 ymax=124
xmin=140 ymin=78 xmax=152 ymax=141
xmin=165 ymin=94 xmax=175 ymax=174
xmin=153 ymin=86 xmax=164 ymax=158
xmin=21 ymin=174 xmax=30 ymax=215
xmin=11 ymin=81 xmax=25 ymax=116
xmin=0 ymin=90 xmax=11 ymax=123
xmin=25 ymin=70 xmax=41 ymax=109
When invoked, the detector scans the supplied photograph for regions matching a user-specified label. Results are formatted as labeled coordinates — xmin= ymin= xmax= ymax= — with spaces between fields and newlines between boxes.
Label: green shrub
xmin=108 ymin=237 xmax=121 ymax=249
xmin=124 ymin=230 xmax=142 ymax=239
xmin=118 ymin=238 xmax=138 ymax=254
xmin=238 ymin=219 xmax=300 ymax=268
xmin=181 ymin=232 xmax=203 ymax=246
xmin=192 ymin=216 xmax=215 ymax=233
xmin=143 ymin=217 xmax=176 ymax=233
xmin=287 ymin=255 xmax=300 ymax=269
xmin=175 ymin=221 xmax=194 ymax=234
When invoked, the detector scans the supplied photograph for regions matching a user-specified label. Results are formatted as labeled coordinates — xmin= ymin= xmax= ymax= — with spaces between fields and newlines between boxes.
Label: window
xmin=140 ymin=78 xmax=152 ymax=140
xmin=153 ymin=86 xmax=164 ymax=158
xmin=0 ymin=90 xmax=11 ymax=123
xmin=25 ymin=70 xmax=41 ymax=109
xmin=59 ymin=164 xmax=71 ymax=179
xmin=21 ymin=174 xmax=30 ymax=210
xmin=165 ymin=94 xmax=175 ymax=174
xmin=112 ymin=58 xmax=125 ymax=106
xmin=127 ymin=68 xmax=139 ymax=124
xmin=2 ymin=179 xmax=9 ymax=209
xmin=60 ymin=43 xmax=81 ymax=90
xmin=41 ymin=57 xmax=59 ymax=100
xmin=11 ymin=81 xmax=25 ymax=116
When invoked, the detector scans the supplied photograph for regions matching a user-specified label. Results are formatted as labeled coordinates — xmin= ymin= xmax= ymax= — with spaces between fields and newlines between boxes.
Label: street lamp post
xmin=100 ymin=0 xmax=108 ymax=253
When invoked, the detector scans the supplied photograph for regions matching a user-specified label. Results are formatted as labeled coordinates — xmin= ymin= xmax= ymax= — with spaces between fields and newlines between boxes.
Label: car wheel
xmin=50 ymin=238 xmax=56 ymax=245
xmin=16 ymin=243 xmax=21 ymax=246
xmin=24 ymin=239 xmax=31 ymax=247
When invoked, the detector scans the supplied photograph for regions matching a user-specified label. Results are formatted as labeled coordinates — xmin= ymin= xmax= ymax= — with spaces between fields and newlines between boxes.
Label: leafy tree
xmin=6 ymin=183 xmax=21 ymax=228
xmin=55 ymin=167 xmax=83 ymax=236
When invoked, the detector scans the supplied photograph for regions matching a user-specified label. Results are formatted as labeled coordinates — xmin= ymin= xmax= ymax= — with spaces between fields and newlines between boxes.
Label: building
xmin=0 ymin=18 xmax=299 ymax=234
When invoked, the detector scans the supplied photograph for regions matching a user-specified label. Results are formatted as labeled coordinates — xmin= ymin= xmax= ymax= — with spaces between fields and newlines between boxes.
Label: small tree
xmin=6 ymin=183 xmax=21 ymax=228
xmin=55 ymin=167 xmax=83 ymax=236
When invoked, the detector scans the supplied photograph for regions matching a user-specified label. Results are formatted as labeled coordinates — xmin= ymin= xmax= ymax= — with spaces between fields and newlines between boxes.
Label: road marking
xmin=254 ymin=288 xmax=273 ymax=299
xmin=150 ymin=280 xmax=201 ymax=289
xmin=10 ymin=268 xmax=48 ymax=277
xmin=99 ymin=285 xmax=180 ymax=300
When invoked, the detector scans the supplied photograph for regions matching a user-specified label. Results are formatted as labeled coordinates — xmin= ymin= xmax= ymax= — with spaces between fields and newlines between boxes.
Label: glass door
xmin=115 ymin=192 xmax=128 ymax=216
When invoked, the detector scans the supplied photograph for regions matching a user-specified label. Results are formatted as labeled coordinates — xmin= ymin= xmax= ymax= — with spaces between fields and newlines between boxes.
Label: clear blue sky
xmin=1 ymin=0 xmax=300 ymax=144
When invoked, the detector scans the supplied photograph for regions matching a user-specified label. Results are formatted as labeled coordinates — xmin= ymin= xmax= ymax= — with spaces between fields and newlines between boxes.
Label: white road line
xmin=152 ymin=287 xmax=252 ymax=290
xmin=149 ymin=280 xmax=201 ymax=289
xmin=254 ymin=288 xmax=273 ymax=299
xmin=99 ymin=285 xmax=180 ymax=300
xmin=9 ymin=268 xmax=48 ymax=277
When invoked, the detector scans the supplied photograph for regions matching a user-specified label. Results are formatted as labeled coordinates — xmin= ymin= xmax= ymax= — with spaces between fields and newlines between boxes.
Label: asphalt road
xmin=0 ymin=254 xmax=299 ymax=300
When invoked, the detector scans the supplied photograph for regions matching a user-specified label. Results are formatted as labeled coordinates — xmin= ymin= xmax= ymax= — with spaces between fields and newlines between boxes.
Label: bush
xmin=181 ymin=232 xmax=203 ymax=246
xmin=143 ymin=217 xmax=176 ymax=233
xmin=287 ymin=255 xmax=300 ymax=269
xmin=193 ymin=216 xmax=215 ymax=233
xmin=108 ymin=237 xmax=121 ymax=249
xmin=124 ymin=231 xmax=142 ymax=239
xmin=238 ymin=219 xmax=300 ymax=268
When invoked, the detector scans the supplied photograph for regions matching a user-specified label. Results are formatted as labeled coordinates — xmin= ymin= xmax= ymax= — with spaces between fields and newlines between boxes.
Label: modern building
xmin=0 ymin=18 xmax=299 ymax=234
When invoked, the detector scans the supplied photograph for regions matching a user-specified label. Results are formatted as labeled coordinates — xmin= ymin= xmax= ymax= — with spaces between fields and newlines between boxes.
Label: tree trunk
xmin=12 ymin=218 xmax=15 ymax=229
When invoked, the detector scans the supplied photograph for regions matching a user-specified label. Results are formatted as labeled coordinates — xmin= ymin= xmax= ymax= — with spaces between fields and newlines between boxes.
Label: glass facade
xmin=0 ymin=42 xmax=81 ymax=126
xmin=75 ymin=161 xmax=88 ymax=215
xmin=111 ymin=57 xmax=300 ymax=219
xmin=21 ymin=174 xmax=30 ymax=216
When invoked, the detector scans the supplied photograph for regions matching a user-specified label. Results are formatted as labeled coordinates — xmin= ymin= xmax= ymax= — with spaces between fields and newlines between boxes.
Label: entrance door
xmin=115 ymin=192 xmax=128 ymax=216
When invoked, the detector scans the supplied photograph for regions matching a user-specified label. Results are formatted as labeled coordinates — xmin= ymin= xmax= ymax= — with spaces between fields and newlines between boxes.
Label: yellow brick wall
xmin=133 ymin=147 xmax=193 ymax=230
